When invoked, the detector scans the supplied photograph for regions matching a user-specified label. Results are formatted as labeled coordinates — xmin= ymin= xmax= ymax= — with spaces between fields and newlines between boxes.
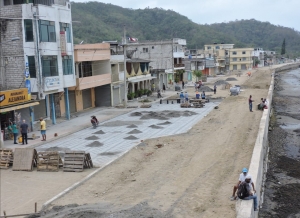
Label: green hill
xmin=71 ymin=2 xmax=300 ymax=57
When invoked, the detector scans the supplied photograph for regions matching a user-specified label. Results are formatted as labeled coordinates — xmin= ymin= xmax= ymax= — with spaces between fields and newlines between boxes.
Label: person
xmin=9 ymin=122 xmax=18 ymax=144
xmin=185 ymin=92 xmax=189 ymax=103
xmin=201 ymin=91 xmax=206 ymax=99
xmin=182 ymin=81 xmax=185 ymax=89
xmin=249 ymin=95 xmax=254 ymax=112
xmin=162 ymin=83 xmax=166 ymax=93
xmin=239 ymin=176 xmax=258 ymax=211
xmin=231 ymin=168 xmax=256 ymax=200
xmin=91 ymin=116 xmax=99 ymax=127
xmin=196 ymin=82 xmax=200 ymax=91
xmin=214 ymin=84 xmax=217 ymax=94
xmin=20 ymin=120 xmax=28 ymax=145
xmin=40 ymin=117 xmax=46 ymax=141
xmin=263 ymin=98 xmax=269 ymax=109
xmin=179 ymin=91 xmax=185 ymax=103
xmin=152 ymin=83 xmax=155 ymax=92
xmin=157 ymin=89 xmax=162 ymax=98
xmin=196 ymin=91 xmax=200 ymax=99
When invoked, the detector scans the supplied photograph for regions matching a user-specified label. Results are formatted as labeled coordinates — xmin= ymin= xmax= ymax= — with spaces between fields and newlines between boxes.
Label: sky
xmin=73 ymin=0 xmax=300 ymax=31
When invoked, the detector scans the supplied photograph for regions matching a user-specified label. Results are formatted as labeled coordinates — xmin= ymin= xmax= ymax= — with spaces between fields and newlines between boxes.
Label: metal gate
xmin=82 ymin=89 xmax=92 ymax=109
xmin=112 ymin=86 xmax=120 ymax=106
xmin=68 ymin=91 xmax=76 ymax=113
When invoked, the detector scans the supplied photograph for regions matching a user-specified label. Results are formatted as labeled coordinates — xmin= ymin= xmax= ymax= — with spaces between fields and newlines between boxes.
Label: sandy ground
xmin=37 ymin=69 xmax=273 ymax=218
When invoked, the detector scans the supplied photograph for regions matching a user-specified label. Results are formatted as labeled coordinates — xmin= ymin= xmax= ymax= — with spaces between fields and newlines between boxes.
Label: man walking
xmin=162 ymin=83 xmax=166 ymax=93
xmin=182 ymin=81 xmax=185 ymax=90
xmin=20 ymin=120 xmax=28 ymax=145
xmin=40 ymin=117 xmax=47 ymax=141
xmin=214 ymin=84 xmax=217 ymax=94
xmin=249 ymin=95 xmax=254 ymax=112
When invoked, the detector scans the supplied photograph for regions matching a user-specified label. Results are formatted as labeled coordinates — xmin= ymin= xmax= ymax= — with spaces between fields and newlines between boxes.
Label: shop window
xmin=28 ymin=56 xmax=36 ymax=78
xmin=39 ymin=20 xmax=56 ymax=42
xmin=24 ymin=20 xmax=33 ymax=42
xmin=42 ymin=56 xmax=58 ymax=77
xmin=60 ymin=23 xmax=71 ymax=43
xmin=62 ymin=56 xmax=73 ymax=75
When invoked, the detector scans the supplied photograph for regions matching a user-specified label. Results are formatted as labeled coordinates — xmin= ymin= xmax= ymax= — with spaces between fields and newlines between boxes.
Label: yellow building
xmin=229 ymin=48 xmax=254 ymax=71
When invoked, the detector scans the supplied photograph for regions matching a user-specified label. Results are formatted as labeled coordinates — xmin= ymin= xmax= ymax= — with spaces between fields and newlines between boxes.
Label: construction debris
xmin=13 ymin=148 xmax=38 ymax=171
xmin=84 ymin=153 xmax=93 ymax=169
xmin=0 ymin=149 xmax=13 ymax=169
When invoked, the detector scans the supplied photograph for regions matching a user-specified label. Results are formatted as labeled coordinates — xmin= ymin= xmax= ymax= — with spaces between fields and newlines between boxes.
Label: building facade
xmin=0 ymin=0 xmax=76 ymax=126
xmin=229 ymin=48 xmax=254 ymax=71
xmin=126 ymin=38 xmax=186 ymax=90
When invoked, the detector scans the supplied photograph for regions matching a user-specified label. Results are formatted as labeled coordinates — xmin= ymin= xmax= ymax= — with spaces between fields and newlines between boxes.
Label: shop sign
xmin=0 ymin=88 xmax=29 ymax=107
xmin=44 ymin=77 xmax=60 ymax=89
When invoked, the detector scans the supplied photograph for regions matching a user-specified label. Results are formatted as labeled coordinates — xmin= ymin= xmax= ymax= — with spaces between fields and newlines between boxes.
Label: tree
xmin=193 ymin=70 xmax=203 ymax=80
xmin=281 ymin=38 xmax=286 ymax=55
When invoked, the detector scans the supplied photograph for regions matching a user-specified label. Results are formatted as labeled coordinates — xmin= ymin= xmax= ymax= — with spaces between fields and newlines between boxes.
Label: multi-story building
xmin=0 ymin=0 xmax=76 ymax=128
xmin=252 ymin=48 xmax=265 ymax=67
xmin=229 ymin=48 xmax=254 ymax=71
xmin=71 ymin=43 xmax=111 ymax=112
xmin=126 ymin=38 xmax=186 ymax=90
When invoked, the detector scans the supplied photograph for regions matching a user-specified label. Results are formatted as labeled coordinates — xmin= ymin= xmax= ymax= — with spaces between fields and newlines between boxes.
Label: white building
xmin=0 ymin=0 xmax=76 ymax=124
xmin=252 ymin=48 xmax=265 ymax=67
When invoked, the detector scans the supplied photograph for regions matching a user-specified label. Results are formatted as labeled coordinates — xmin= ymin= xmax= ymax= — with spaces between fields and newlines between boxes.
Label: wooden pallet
xmin=13 ymin=148 xmax=38 ymax=171
xmin=0 ymin=149 xmax=14 ymax=169
xmin=84 ymin=153 xmax=93 ymax=169
xmin=64 ymin=151 xmax=85 ymax=172
xmin=37 ymin=151 xmax=61 ymax=172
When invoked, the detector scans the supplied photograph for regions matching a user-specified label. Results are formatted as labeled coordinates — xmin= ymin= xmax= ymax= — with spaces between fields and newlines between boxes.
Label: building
xmin=0 ymin=0 xmax=76 ymax=127
xmin=204 ymin=43 xmax=234 ymax=73
xmin=264 ymin=51 xmax=277 ymax=65
xmin=126 ymin=38 xmax=186 ymax=90
xmin=229 ymin=48 xmax=254 ymax=71
xmin=252 ymin=48 xmax=265 ymax=67
xmin=71 ymin=43 xmax=111 ymax=113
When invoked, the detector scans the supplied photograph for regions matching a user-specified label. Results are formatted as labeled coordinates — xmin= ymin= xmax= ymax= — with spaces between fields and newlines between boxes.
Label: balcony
xmin=76 ymin=74 xmax=111 ymax=90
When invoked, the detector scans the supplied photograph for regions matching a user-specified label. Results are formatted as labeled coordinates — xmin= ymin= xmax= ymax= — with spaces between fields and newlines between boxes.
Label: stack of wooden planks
xmin=37 ymin=151 xmax=61 ymax=172
xmin=0 ymin=149 xmax=14 ymax=169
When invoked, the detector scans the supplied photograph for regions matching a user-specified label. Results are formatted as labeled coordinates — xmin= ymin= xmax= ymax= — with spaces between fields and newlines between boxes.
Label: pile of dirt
xmin=124 ymin=135 xmax=139 ymax=140
xmin=226 ymin=77 xmax=238 ymax=81
xmin=102 ymin=121 xmax=142 ymax=127
xmin=199 ymin=86 xmax=213 ymax=92
xmin=127 ymin=124 xmax=138 ymax=128
xmin=98 ymin=152 xmax=120 ymax=156
xmin=157 ymin=121 xmax=172 ymax=125
xmin=130 ymin=112 xmax=143 ymax=117
xmin=85 ymin=136 xmax=99 ymax=140
xmin=149 ymin=125 xmax=163 ymax=129
xmin=93 ymin=130 xmax=105 ymax=134
xmin=214 ymin=80 xmax=229 ymax=86
xmin=127 ymin=129 xmax=142 ymax=134
xmin=140 ymin=112 xmax=169 ymax=120
xmin=86 ymin=141 xmax=103 ymax=147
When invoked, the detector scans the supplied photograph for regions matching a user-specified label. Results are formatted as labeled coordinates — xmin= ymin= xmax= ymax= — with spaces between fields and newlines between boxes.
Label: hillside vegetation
xmin=71 ymin=2 xmax=300 ymax=57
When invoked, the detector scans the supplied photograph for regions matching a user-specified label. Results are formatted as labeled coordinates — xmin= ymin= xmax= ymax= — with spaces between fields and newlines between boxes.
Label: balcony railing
xmin=76 ymin=74 xmax=111 ymax=90
xmin=174 ymin=63 xmax=185 ymax=68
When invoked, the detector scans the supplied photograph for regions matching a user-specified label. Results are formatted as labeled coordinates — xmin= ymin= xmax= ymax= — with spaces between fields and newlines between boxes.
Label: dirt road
xmin=35 ymin=69 xmax=272 ymax=218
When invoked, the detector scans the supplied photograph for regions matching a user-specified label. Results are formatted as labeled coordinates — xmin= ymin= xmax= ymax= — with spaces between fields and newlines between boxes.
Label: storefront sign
xmin=0 ymin=88 xmax=29 ymax=107
xmin=44 ymin=77 xmax=60 ymax=89
xmin=60 ymin=31 xmax=67 ymax=56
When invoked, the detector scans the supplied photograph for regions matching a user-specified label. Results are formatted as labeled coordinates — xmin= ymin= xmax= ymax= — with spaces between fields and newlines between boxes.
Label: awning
xmin=0 ymin=101 xmax=39 ymax=113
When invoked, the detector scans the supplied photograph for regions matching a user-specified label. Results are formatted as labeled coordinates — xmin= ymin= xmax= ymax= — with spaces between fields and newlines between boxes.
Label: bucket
xmin=18 ymin=136 xmax=22 ymax=143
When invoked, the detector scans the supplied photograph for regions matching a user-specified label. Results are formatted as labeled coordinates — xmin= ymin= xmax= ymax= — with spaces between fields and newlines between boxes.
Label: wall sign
xmin=44 ymin=77 xmax=60 ymax=89
xmin=0 ymin=88 xmax=29 ymax=107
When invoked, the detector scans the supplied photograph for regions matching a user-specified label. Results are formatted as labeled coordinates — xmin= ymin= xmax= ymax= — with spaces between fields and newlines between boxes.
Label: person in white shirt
xmin=231 ymin=168 xmax=256 ymax=200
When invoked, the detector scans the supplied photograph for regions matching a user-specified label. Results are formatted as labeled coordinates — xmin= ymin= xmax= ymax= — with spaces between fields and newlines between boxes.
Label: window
xmin=233 ymin=65 xmax=237 ymax=70
xmin=242 ymin=57 xmax=247 ymax=61
xmin=4 ymin=0 xmax=11 ymax=5
xmin=232 ymin=58 xmax=237 ymax=61
xmin=24 ymin=20 xmax=33 ymax=42
xmin=215 ymin=46 xmax=220 ymax=49
xmin=79 ymin=62 xmax=92 ymax=77
xmin=143 ymin=48 xmax=148 ymax=53
xmin=62 ymin=56 xmax=73 ymax=75
xmin=42 ymin=56 xmax=58 ymax=77
xmin=242 ymin=51 xmax=246 ymax=54
xmin=28 ymin=56 xmax=36 ymax=78
xmin=232 ymin=51 xmax=237 ymax=55
xmin=60 ymin=23 xmax=71 ymax=43
xmin=39 ymin=20 xmax=56 ymax=42
xmin=207 ymin=46 xmax=211 ymax=50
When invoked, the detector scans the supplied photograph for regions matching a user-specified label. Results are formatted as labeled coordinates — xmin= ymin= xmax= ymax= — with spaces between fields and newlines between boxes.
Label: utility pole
xmin=123 ymin=25 xmax=127 ymax=107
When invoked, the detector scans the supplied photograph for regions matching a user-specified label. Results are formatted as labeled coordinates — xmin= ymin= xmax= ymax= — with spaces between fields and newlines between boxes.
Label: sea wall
xmin=236 ymin=63 xmax=300 ymax=218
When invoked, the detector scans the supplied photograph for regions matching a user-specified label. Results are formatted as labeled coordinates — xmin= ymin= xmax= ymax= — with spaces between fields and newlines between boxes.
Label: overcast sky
xmin=73 ymin=0 xmax=300 ymax=31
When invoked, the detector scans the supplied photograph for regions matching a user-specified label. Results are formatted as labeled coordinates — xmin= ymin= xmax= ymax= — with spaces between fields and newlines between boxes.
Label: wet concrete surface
xmin=260 ymin=68 xmax=300 ymax=217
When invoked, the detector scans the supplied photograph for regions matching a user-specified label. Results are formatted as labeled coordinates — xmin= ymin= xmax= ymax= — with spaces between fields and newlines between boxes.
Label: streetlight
xmin=0 ymin=37 xmax=20 ymax=148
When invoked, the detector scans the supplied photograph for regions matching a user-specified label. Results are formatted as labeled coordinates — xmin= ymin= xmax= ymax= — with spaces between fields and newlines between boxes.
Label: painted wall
xmin=74 ymin=43 xmax=110 ymax=62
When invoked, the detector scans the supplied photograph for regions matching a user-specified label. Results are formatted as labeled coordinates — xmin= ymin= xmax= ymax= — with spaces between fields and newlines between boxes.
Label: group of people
xmin=195 ymin=91 xmax=206 ymax=99
xmin=179 ymin=91 xmax=189 ymax=103
xmin=194 ymin=81 xmax=203 ymax=91
xmin=7 ymin=118 xmax=47 ymax=145
xmin=248 ymin=95 xmax=268 ymax=112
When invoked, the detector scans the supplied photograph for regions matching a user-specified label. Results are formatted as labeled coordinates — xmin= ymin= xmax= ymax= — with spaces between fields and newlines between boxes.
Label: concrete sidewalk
xmin=2 ymin=90 xmax=179 ymax=150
